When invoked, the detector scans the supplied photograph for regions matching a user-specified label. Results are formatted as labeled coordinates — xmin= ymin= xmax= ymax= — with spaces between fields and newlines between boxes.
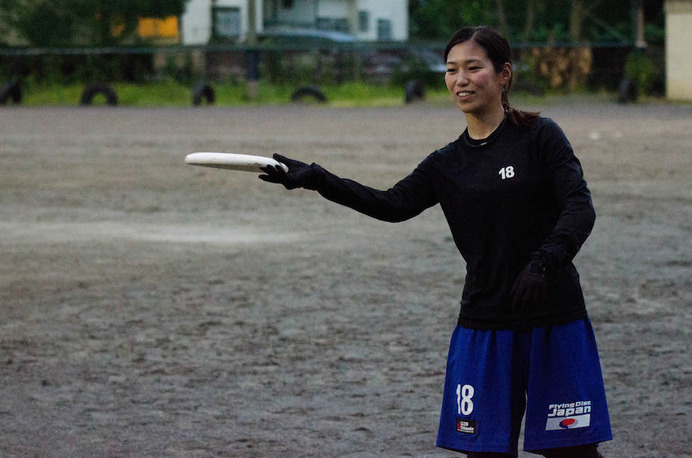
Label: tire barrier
xmin=0 ymin=81 xmax=22 ymax=105
xmin=192 ymin=84 xmax=215 ymax=106
xmin=404 ymin=80 xmax=425 ymax=104
xmin=80 ymin=84 xmax=118 ymax=106
xmin=291 ymin=85 xmax=327 ymax=103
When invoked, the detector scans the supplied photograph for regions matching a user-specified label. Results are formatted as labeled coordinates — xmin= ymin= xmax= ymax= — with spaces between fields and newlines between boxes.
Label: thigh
xmin=523 ymin=319 xmax=613 ymax=452
xmin=436 ymin=326 xmax=526 ymax=456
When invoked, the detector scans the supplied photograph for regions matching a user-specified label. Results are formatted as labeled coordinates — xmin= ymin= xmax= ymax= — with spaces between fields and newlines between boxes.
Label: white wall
xmin=182 ymin=0 xmax=212 ymax=45
xmin=273 ymin=0 xmax=317 ymax=25
xmin=665 ymin=0 xmax=692 ymax=101
xmin=317 ymin=0 xmax=348 ymax=18
xmin=355 ymin=0 xmax=408 ymax=41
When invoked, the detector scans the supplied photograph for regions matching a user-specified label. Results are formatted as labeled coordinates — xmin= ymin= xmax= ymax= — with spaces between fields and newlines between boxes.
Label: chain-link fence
xmin=0 ymin=42 xmax=664 ymax=105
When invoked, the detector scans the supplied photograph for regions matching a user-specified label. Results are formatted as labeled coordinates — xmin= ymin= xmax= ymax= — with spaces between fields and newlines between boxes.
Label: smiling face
xmin=444 ymin=40 xmax=511 ymax=119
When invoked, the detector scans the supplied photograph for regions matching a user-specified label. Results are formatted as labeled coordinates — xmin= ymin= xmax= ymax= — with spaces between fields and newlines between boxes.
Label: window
xmin=358 ymin=11 xmax=369 ymax=33
xmin=316 ymin=18 xmax=350 ymax=34
xmin=213 ymin=7 xmax=241 ymax=40
xmin=377 ymin=19 xmax=392 ymax=40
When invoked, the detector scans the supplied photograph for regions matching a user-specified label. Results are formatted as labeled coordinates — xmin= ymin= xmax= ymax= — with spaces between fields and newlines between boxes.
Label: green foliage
xmin=263 ymin=51 xmax=319 ymax=86
xmin=0 ymin=0 xmax=188 ymax=47
xmin=1 ymin=0 xmax=83 ymax=47
xmin=115 ymin=79 xmax=190 ymax=105
xmin=390 ymin=57 xmax=442 ymax=88
xmin=624 ymin=50 xmax=657 ymax=96
xmin=18 ymin=80 xmax=448 ymax=107
xmin=335 ymin=52 xmax=364 ymax=83
xmin=530 ymin=23 xmax=572 ymax=43
xmin=159 ymin=54 xmax=195 ymax=86
xmin=0 ymin=53 xmax=157 ymax=84
xmin=262 ymin=51 xmax=367 ymax=86
xmin=19 ymin=80 xmax=84 ymax=105
xmin=409 ymin=0 xmax=664 ymax=45
xmin=410 ymin=0 xmax=492 ymax=41
xmin=644 ymin=23 xmax=665 ymax=46
xmin=72 ymin=56 xmax=121 ymax=83
xmin=511 ymin=54 xmax=547 ymax=96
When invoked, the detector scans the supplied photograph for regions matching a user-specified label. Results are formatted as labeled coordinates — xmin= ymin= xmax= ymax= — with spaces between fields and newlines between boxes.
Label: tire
xmin=404 ymin=80 xmax=425 ymax=104
xmin=192 ymin=84 xmax=215 ymax=106
xmin=80 ymin=84 xmax=118 ymax=106
xmin=291 ymin=86 xmax=327 ymax=103
xmin=0 ymin=81 xmax=22 ymax=105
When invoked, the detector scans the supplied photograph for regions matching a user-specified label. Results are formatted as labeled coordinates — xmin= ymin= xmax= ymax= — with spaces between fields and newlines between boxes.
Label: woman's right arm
xmin=260 ymin=153 xmax=439 ymax=223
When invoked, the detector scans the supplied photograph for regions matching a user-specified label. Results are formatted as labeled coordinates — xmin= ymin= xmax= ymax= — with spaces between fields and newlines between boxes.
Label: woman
xmin=260 ymin=26 xmax=612 ymax=458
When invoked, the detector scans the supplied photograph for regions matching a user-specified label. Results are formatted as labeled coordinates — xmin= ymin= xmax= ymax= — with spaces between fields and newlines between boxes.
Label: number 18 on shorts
xmin=455 ymin=384 xmax=478 ymax=435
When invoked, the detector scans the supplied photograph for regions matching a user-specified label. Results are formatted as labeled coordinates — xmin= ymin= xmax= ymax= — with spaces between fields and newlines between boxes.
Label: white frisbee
xmin=185 ymin=152 xmax=288 ymax=173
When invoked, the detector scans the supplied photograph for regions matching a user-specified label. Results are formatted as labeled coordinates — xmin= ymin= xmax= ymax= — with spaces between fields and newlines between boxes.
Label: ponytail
xmin=502 ymin=85 xmax=540 ymax=128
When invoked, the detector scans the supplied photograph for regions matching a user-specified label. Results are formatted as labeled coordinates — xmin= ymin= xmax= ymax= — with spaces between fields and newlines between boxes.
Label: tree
xmin=522 ymin=0 xmax=536 ymax=43
xmin=408 ymin=0 xmax=663 ymax=46
xmin=495 ymin=0 xmax=508 ymax=38
xmin=0 ymin=0 xmax=189 ymax=47
xmin=569 ymin=0 xmax=603 ymax=43
xmin=409 ymin=0 xmax=492 ymax=41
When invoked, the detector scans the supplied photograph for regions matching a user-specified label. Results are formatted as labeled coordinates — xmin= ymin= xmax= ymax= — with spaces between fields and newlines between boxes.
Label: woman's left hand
xmin=259 ymin=153 xmax=319 ymax=190
xmin=510 ymin=255 xmax=551 ymax=312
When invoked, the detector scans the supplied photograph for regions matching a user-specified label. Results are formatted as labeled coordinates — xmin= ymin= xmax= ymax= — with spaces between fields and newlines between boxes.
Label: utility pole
xmin=247 ymin=0 xmax=257 ymax=44
xmin=246 ymin=0 xmax=259 ymax=100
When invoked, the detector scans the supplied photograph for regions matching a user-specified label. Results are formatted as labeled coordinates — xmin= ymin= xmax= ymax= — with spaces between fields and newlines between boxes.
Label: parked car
xmin=363 ymin=48 xmax=445 ymax=84
xmin=260 ymin=27 xmax=356 ymax=46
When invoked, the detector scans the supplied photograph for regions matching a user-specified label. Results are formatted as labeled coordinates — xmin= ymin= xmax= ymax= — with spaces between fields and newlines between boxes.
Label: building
xmin=181 ymin=0 xmax=409 ymax=45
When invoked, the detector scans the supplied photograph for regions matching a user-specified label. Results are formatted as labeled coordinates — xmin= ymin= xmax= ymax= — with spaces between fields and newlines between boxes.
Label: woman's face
xmin=444 ymin=40 xmax=510 ymax=117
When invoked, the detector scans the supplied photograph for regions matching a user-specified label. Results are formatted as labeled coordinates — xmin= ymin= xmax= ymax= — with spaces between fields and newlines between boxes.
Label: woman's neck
xmin=465 ymin=106 xmax=506 ymax=140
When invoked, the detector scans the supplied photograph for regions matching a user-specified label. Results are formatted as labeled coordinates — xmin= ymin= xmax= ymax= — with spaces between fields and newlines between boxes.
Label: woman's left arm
xmin=534 ymin=118 xmax=596 ymax=270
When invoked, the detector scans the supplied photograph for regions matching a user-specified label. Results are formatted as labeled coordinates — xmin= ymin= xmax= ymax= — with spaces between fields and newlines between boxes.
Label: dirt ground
xmin=0 ymin=99 xmax=690 ymax=457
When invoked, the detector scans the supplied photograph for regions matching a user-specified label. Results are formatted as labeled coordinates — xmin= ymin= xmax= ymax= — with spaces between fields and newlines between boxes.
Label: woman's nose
xmin=456 ymin=71 xmax=469 ymax=86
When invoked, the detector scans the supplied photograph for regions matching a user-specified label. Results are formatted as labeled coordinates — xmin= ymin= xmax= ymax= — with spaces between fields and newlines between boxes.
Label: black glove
xmin=259 ymin=153 xmax=320 ymax=190
xmin=510 ymin=253 xmax=552 ymax=313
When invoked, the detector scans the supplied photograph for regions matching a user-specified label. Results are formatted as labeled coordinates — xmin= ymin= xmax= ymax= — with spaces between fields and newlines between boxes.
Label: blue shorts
xmin=436 ymin=318 xmax=612 ymax=456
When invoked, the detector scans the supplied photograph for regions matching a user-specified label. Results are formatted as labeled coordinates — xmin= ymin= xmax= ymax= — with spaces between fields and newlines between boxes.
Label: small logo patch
xmin=545 ymin=401 xmax=592 ymax=431
xmin=546 ymin=414 xmax=590 ymax=430
xmin=456 ymin=418 xmax=477 ymax=435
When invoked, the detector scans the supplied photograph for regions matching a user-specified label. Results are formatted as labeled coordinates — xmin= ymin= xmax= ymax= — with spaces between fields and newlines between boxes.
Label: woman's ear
xmin=499 ymin=62 xmax=512 ymax=86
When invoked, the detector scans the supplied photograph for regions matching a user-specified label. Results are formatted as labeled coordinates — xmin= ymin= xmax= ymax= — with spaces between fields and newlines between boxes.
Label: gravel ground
xmin=0 ymin=100 xmax=690 ymax=457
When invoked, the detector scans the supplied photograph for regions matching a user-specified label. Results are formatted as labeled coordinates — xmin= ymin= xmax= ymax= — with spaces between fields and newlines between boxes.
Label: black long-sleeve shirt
xmin=307 ymin=117 xmax=596 ymax=330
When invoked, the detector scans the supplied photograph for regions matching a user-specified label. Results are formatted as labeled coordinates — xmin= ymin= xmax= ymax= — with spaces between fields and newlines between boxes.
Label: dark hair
xmin=445 ymin=26 xmax=539 ymax=127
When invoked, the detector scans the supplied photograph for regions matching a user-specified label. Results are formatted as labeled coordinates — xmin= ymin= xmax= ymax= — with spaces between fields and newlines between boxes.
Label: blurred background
xmin=0 ymin=0 xmax=687 ymax=106
xmin=1 ymin=3 xmax=690 ymax=457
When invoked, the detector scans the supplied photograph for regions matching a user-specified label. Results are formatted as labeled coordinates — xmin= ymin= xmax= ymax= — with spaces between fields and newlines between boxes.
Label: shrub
xmin=624 ymin=51 xmax=657 ymax=96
